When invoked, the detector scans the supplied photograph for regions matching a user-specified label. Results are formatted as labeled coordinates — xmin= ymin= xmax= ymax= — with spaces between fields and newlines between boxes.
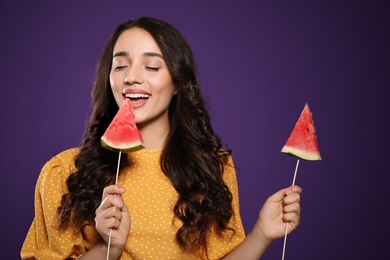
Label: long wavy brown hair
xmin=58 ymin=17 xmax=235 ymax=253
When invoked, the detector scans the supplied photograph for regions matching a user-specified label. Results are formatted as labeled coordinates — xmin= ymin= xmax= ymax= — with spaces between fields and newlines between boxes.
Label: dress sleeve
xmin=204 ymin=155 xmax=246 ymax=260
xmin=21 ymin=149 xmax=98 ymax=259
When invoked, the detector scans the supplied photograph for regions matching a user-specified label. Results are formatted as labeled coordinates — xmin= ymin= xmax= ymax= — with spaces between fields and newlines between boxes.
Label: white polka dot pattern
xmin=21 ymin=148 xmax=245 ymax=259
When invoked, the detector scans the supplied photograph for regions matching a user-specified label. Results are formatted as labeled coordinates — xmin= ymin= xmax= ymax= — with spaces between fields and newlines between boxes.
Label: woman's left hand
xmin=220 ymin=185 xmax=302 ymax=260
xmin=255 ymin=185 xmax=302 ymax=243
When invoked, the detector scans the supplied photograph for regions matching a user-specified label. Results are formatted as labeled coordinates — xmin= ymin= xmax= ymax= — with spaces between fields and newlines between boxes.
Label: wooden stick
xmin=106 ymin=151 xmax=122 ymax=260
xmin=291 ymin=159 xmax=299 ymax=186
xmin=281 ymin=158 xmax=300 ymax=260
xmin=115 ymin=151 xmax=122 ymax=185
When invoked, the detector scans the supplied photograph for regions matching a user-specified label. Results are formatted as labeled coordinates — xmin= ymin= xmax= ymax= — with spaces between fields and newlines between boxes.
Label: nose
xmin=124 ymin=65 xmax=143 ymax=85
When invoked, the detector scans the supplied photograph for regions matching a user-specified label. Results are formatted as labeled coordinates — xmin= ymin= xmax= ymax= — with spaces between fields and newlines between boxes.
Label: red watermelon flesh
xmin=101 ymin=98 xmax=145 ymax=153
xmin=281 ymin=103 xmax=321 ymax=161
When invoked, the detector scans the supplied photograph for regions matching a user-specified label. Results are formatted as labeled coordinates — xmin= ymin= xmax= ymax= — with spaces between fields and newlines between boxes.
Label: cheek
xmin=157 ymin=82 xmax=175 ymax=100
xmin=109 ymin=73 xmax=124 ymax=108
xmin=109 ymin=73 xmax=121 ymax=92
xmin=163 ymin=87 xmax=176 ymax=107
xmin=152 ymin=74 xmax=175 ymax=94
xmin=109 ymin=73 xmax=115 ymax=88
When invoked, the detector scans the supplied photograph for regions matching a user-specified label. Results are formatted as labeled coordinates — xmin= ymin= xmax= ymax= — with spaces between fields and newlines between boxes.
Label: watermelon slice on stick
xmin=101 ymin=98 xmax=144 ymax=153
xmin=100 ymin=98 xmax=144 ymax=259
xmin=281 ymin=103 xmax=321 ymax=161
xmin=280 ymin=103 xmax=321 ymax=260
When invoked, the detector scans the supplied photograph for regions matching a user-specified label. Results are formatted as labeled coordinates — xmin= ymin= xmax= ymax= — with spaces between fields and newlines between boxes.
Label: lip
xmin=128 ymin=97 xmax=148 ymax=109
xmin=122 ymin=88 xmax=151 ymax=95
xmin=122 ymin=88 xmax=150 ymax=109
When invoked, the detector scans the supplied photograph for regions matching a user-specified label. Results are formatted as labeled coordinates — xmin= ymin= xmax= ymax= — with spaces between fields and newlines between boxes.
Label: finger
xmin=268 ymin=185 xmax=302 ymax=203
xmin=283 ymin=202 xmax=301 ymax=215
xmin=286 ymin=185 xmax=302 ymax=195
xmin=96 ymin=194 xmax=126 ymax=216
xmin=105 ymin=204 xmax=124 ymax=221
xmin=292 ymin=185 xmax=302 ymax=193
xmin=95 ymin=217 xmax=121 ymax=238
xmin=284 ymin=212 xmax=300 ymax=227
xmin=104 ymin=215 xmax=121 ymax=230
xmin=283 ymin=192 xmax=301 ymax=205
xmin=107 ymin=194 xmax=126 ymax=209
xmin=102 ymin=185 xmax=126 ymax=200
xmin=120 ymin=199 xmax=130 ymax=214
xmin=95 ymin=205 xmax=123 ymax=235
xmin=266 ymin=188 xmax=289 ymax=203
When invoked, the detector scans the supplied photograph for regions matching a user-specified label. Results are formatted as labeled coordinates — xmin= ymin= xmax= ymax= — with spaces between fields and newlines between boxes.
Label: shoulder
xmin=42 ymin=147 xmax=79 ymax=172
xmin=221 ymin=154 xmax=239 ymax=185
xmin=37 ymin=148 xmax=80 ymax=191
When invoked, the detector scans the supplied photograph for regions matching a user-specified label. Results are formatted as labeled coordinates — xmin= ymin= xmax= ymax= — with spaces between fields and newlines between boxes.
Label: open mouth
xmin=125 ymin=93 xmax=150 ymax=101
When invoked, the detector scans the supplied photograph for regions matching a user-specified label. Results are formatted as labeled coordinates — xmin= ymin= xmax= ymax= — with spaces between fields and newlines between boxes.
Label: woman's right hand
xmin=95 ymin=185 xmax=130 ymax=257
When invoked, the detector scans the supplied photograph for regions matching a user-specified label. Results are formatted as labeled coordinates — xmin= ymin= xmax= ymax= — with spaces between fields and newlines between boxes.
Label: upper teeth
xmin=125 ymin=93 xmax=149 ymax=98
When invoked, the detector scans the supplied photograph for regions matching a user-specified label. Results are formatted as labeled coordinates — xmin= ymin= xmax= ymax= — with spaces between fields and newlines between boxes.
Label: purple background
xmin=1 ymin=0 xmax=389 ymax=259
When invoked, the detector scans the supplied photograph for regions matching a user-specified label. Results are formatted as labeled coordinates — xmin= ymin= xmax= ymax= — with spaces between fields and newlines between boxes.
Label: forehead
xmin=113 ymin=27 xmax=162 ymax=55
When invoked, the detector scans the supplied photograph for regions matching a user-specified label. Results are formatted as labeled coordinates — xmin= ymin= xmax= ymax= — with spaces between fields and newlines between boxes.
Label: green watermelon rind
xmin=100 ymin=98 xmax=145 ymax=153
xmin=281 ymin=145 xmax=322 ymax=161
xmin=281 ymin=103 xmax=321 ymax=161
xmin=101 ymin=137 xmax=145 ymax=153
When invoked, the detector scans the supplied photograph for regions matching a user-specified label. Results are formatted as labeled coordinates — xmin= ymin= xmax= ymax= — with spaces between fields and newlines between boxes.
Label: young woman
xmin=21 ymin=17 xmax=301 ymax=260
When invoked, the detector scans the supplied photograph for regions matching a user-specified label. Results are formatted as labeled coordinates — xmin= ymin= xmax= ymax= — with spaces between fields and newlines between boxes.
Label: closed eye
xmin=146 ymin=66 xmax=160 ymax=71
xmin=114 ymin=66 xmax=128 ymax=71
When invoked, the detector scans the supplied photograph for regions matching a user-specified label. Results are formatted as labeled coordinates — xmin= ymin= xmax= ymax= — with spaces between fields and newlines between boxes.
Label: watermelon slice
xmin=281 ymin=103 xmax=321 ymax=161
xmin=101 ymin=98 xmax=144 ymax=153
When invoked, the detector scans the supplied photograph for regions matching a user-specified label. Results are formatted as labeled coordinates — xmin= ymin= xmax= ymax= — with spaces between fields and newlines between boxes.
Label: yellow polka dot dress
xmin=21 ymin=148 xmax=245 ymax=259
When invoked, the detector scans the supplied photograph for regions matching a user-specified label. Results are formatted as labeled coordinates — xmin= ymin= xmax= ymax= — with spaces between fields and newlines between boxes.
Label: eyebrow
xmin=113 ymin=51 xmax=128 ymax=57
xmin=113 ymin=51 xmax=164 ymax=59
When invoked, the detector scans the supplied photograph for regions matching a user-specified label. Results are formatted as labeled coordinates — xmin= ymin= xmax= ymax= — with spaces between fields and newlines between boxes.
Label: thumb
xmin=120 ymin=201 xmax=131 ymax=232
xmin=267 ymin=187 xmax=290 ymax=203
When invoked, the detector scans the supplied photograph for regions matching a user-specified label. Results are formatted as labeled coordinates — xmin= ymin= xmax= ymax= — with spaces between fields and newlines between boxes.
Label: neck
xmin=137 ymin=118 xmax=170 ymax=150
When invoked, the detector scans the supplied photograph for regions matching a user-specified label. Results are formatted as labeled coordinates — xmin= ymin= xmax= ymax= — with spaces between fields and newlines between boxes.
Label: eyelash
xmin=113 ymin=66 xmax=160 ymax=71
xmin=114 ymin=66 xmax=127 ymax=71
xmin=146 ymin=66 xmax=160 ymax=71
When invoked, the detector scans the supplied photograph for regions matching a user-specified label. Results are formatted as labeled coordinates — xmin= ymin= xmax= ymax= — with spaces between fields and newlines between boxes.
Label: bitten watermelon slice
xmin=101 ymin=98 xmax=144 ymax=152
xmin=281 ymin=103 xmax=321 ymax=161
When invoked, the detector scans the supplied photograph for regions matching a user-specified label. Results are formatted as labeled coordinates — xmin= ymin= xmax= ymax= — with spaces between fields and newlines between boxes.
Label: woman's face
xmin=110 ymin=27 xmax=175 ymax=129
